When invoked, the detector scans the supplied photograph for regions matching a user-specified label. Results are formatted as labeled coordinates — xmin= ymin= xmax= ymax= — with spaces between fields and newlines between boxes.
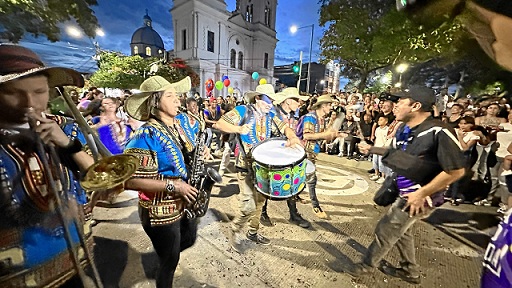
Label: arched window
xmin=145 ymin=47 xmax=151 ymax=56
xmin=238 ymin=52 xmax=244 ymax=70
xmin=264 ymin=7 xmax=271 ymax=27
xmin=230 ymin=49 xmax=236 ymax=68
xmin=133 ymin=46 xmax=139 ymax=55
xmin=245 ymin=4 xmax=253 ymax=22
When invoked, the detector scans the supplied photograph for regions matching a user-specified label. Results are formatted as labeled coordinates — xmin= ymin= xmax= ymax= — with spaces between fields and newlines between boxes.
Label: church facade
xmin=130 ymin=11 xmax=165 ymax=58
xmin=170 ymin=0 xmax=278 ymax=99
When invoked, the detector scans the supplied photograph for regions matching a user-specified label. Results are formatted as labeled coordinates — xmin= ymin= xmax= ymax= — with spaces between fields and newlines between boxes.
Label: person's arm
xmin=303 ymin=130 xmax=343 ymax=141
xmin=456 ymin=131 xmax=478 ymax=151
xmin=213 ymin=118 xmax=250 ymax=134
xmin=370 ymin=122 xmax=377 ymax=141
xmin=125 ymin=178 xmax=197 ymax=203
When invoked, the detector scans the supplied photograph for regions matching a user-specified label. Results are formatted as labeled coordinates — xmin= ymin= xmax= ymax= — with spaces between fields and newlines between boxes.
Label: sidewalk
xmin=89 ymin=154 xmax=492 ymax=287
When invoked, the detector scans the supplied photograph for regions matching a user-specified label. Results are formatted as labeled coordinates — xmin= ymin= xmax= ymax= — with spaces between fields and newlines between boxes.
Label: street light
xmin=290 ymin=24 xmax=314 ymax=94
xmin=395 ymin=63 xmax=409 ymax=86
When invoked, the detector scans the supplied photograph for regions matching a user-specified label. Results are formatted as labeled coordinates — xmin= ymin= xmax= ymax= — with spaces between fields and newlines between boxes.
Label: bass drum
xmin=251 ymin=138 xmax=307 ymax=200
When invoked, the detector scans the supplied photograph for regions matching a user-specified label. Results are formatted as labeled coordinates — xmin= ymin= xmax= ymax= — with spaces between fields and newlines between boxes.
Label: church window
xmin=146 ymin=47 xmax=151 ymax=56
xmin=207 ymin=31 xmax=214 ymax=53
xmin=264 ymin=53 xmax=269 ymax=69
xmin=134 ymin=46 xmax=139 ymax=55
xmin=230 ymin=49 xmax=236 ymax=68
xmin=238 ymin=52 xmax=244 ymax=69
xmin=182 ymin=29 xmax=187 ymax=50
xmin=245 ymin=4 xmax=253 ymax=22
xmin=264 ymin=7 xmax=271 ymax=27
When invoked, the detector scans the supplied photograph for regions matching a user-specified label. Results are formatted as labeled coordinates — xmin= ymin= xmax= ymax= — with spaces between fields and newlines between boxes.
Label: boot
xmin=287 ymin=199 xmax=310 ymax=228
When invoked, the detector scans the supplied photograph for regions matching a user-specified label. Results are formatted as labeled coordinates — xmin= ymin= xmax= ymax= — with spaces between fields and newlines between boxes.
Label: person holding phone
xmin=349 ymin=86 xmax=466 ymax=285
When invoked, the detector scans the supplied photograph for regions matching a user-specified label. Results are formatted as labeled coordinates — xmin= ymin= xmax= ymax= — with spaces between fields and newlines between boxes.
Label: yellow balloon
xmin=228 ymin=87 xmax=234 ymax=93
xmin=259 ymin=78 xmax=267 ymax=85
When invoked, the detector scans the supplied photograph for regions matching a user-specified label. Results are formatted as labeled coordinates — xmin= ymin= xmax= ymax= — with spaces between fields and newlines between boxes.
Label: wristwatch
xmin=165 ymin=179 xmax=175 ymax=194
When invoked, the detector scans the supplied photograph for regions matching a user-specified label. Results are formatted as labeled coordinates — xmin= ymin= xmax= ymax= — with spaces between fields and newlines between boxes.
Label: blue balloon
xmin=252 ymin=72 xmax=259 ymax=80
xmin=222 ymin=75 xmax=229 ymax=81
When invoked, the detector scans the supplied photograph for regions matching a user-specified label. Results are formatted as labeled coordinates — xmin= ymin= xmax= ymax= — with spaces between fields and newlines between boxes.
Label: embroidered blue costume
xmin=0 ymin=115 xmax=92 ymax=287
xmin=96 ymin=121 xmax=133 ymax=155
xmin=175 ymin=112 xmax=200 ymax=149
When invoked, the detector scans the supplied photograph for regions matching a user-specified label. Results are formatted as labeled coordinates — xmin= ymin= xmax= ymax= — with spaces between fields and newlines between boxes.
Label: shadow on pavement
xmin=213 ymin=183 xmax=240 ymax=198
xmin=93 ymin=236 xmax=129 ymax=287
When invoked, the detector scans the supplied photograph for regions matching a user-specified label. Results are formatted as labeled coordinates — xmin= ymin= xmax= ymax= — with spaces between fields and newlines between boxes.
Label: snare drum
xmin=251 ymin=138 xmax=307 ymax=199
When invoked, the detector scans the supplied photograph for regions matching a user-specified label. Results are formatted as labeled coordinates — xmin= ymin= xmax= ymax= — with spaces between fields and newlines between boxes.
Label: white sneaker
xmin=369 ymin=175 xmax=380 ymax=181
xmin=337 ymin=152 xmax=345 ymax=157
xmin=375 ymin=177 xmax=385 ymax=184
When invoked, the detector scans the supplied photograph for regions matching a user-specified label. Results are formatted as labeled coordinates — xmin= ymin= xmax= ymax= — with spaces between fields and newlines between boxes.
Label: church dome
xmin=130 ymin=11 xmax=164 ymax=50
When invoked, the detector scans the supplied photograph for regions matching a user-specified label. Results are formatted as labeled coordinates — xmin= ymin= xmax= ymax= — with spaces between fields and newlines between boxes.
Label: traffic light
xmin=292 ymin=61 xmax=301 ymax=74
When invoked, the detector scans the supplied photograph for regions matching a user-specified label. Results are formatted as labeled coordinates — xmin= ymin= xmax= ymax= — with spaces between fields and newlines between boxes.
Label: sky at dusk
xmin=18 ymin=0 xmax=328 ymax=75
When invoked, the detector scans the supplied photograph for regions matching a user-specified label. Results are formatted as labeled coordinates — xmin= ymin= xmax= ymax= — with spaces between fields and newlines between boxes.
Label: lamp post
xmin=290 ymin=24 xmax=314 ymax=94
xmin=395 ymin=63 xmax=409 ymax=87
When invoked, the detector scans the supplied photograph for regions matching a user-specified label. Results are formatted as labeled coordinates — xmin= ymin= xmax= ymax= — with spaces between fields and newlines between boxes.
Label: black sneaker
xmin=346 ymin=262 xmax=372 ymax=277
xmin=289 ymin=213 xmax=311 ymax=228
xmin=260 ymin=212 xmax=273 ymax=226
xmin=379 ymin=262 xmax=421 ymax=284
xmin=367 ymin=168 xmax=375 ymax=174
xmin=246 ymin=232 xmax=271 ymax=245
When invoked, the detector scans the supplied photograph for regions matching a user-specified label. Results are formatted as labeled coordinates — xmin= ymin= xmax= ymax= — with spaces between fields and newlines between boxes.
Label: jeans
xmin=306 ymin=171 xmax=320 ymax=208
xmin=363 ymin=197 xmax=431 ymax=276
xmin=232 ymin=172 xmax=265 ymax=234
xmin=139 ymin=206 xmax=197 ymax=288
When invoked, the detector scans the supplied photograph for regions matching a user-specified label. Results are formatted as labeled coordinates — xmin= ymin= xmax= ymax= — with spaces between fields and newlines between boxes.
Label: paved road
xmin=89 ymin=154 xmax=496 ymax=288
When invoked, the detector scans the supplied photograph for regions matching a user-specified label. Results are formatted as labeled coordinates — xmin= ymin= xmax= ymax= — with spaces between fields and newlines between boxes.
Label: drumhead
xmin=252 ymin=139 xmax=305 ymax=166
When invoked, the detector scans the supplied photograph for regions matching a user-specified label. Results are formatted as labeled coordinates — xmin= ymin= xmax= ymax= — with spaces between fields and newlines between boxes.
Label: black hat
xmin=391 ymin=85 xmax=435 ymax=108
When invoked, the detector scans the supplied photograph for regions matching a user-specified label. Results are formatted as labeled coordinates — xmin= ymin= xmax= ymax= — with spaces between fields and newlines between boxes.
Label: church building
xmin=170 ymin=0 xmax=278 ymax=99
xmin=130 ymin=11 xmax=165 ymax=58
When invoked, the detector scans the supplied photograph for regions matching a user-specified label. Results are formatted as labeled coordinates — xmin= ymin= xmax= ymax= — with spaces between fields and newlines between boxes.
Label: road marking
xmin=314 ymin=164 xmax=369 ymax=196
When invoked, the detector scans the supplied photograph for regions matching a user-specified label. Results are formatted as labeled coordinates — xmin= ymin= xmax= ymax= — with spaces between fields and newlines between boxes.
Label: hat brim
xmin=244 ymin=91 xmax=264 ymax=103
xmin=0 ymin=66 xmax=84 ymax=87
xmin=273 ymin=93 xmax=309 ymax=105
xmin=125 ymin=76 xmax=192 ymax=121
xmin=311 ymin=99 xmax=334 ymax=109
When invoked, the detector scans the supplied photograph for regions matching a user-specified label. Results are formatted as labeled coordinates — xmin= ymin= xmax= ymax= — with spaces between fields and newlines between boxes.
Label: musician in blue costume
xmin=213 ymin=84 xmax=301 ymax=253
xmin=123 ymin=76 xmax=199 ymax=288
xmin=0 ymin=44 xmax=96 ymax=287
xmin=175 ymin=96 xmax=203 ymax=149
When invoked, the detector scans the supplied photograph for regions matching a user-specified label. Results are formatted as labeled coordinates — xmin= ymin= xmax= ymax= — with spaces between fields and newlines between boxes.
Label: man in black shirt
xmin=350 ymin=86 xmax=465 ymax=284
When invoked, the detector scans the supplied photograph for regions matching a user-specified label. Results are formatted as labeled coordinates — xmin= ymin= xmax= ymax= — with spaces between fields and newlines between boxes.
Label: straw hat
xmin=244 ymin=84 xmax=278 ymax=103
xmin=273 ymin=87 xmax=309 ymax=105
xmin=311 ymin=94 xmax=335 ymax=109
xmin=124 ymin=76 xmax=191 ymax=121
xmin=0 ymin=44 xmax=84 ymax=87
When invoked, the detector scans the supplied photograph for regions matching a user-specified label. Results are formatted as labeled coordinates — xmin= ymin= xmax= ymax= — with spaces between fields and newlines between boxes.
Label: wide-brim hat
xmin=311 ymin=94 xmax=335 ymax=109
xmin=244 ymin=84 xmax=278 ymax=104
xmin=0 ymin=44 xmax=84 ymax=87
xmin=125 ymin=76 xmax=191 ymax=121
xmin=274 ymin=87 xmax=309 ymax=105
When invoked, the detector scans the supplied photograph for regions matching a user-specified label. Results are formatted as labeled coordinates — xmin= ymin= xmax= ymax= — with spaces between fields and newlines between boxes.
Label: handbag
xmin=373 ymin=173 xmax=399 ymax=206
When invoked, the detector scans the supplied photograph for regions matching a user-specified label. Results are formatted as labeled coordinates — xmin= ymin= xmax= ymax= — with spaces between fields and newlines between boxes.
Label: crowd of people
xmin=1 ymin=43 xmax=510 ymax=288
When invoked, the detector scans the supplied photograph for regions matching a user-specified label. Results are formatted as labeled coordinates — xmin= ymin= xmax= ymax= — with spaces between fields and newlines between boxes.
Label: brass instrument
xmin=184 ymin=111 xmax=222 ymax=219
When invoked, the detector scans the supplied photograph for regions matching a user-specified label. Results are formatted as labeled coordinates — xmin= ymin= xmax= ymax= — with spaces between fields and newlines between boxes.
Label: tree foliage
xmin=319 ymin=0 xmax=464 ymax=90
xmin=89 ymin=52 xmax=199 ymax=89
xmin=0 ymin=0 xmax=99 ymax=42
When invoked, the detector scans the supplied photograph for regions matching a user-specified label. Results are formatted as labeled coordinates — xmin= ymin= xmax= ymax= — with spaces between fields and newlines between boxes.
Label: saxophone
xmin=184 ymin=111 xmax=222 ymax=219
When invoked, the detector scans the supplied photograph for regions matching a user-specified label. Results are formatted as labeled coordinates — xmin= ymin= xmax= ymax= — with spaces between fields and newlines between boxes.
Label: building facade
xmin=274 ymin=60 xmax=341 ymax=94
xmin=130 ymin=11 xmax=165 ymax=58
xmin=170 ymin=0 xmax=278 ymax=99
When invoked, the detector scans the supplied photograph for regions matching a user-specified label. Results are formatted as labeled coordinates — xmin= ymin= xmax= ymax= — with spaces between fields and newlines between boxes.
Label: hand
xmin=357 ymin=142 xmax=372 ymax=155
xmin=403 ymin=191 xmax=429 ymax=217
xmin=238 ymin=124 xmax=251 ymax=135
xmin=336 ymin=131 xmax=348 ymax=138
xmin=27 ymin=110 xmax=71 ymax=148
xmin=286 ymin=136 xmax=303 ymax=148
xmin=202 ymin=147 xmax=211 ymax=160
xmin=174 ymin=181 xmax=198 ymax=204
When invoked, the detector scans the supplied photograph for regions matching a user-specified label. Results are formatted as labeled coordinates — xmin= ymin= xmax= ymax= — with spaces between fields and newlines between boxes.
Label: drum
xmin=251 ymin=138 xmax=307 ymax=199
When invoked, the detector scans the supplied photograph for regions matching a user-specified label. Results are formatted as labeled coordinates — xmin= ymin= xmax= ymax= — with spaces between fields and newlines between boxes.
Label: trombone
xmin=32 ymin=88 xmax=139 ymax=288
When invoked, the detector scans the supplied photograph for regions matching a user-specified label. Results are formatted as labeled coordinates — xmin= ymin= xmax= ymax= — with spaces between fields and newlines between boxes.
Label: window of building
xmin=133 ymin=46 xmax=138 ymax=54
xmin=264 ymin=7 xmax=271 ymax=27
xmin=238 ymin=52 xmax=244 ymax=69
xmin=207 ymin=31 xmax=214 ymax=53
xmin=264 ymin=53 xmax=269 ymax=69
xmin=145 ymin=47 xmax=151 ymax=56
xmin=246 ymin=4 xmax=253 ymax=22
xmin=230 ymin=49 xmax=236 ymax=68
xmin=182 ymin=29 xmax=187 ymax=50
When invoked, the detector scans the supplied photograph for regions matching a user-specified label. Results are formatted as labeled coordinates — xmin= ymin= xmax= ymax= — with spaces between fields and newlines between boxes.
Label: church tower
xmin=171 ymin=0 xmax=278 ymax=98
xmin=130 ymin=10 xmax=165 ymax=58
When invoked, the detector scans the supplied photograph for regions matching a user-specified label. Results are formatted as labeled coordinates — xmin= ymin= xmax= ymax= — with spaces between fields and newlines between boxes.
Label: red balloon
xmin=205 ymin=79 xmax=214 ymax=92
xmin=223 ymin=79 xmax=230 ymax=87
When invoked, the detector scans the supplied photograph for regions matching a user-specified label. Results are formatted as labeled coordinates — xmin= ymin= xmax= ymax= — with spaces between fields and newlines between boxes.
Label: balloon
xmin=222 ymin=75 xmax=229 ymax=81
xmin=215 ymin=80 xmax=223 ymax=91
xmin=259 ymin=78 xmax=267 ymax=85
xmin=251 ymin=72 xmax=259 ymax=80
xmin=223 ymin=79 xmax=230 ymax=87
xmin=205 ymin=79 xmax=214 ymax=92
xmin=228 ymin=87 xmax=234 ymax=94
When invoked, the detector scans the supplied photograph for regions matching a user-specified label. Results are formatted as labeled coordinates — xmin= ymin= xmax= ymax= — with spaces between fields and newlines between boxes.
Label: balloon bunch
xmin=206 ymin=75 xmax=235 ymax=94
xmin=252 ymin=71 xmax=267 ymax=85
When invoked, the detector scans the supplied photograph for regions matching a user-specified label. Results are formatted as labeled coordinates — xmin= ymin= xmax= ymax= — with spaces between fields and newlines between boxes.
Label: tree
xmin=319 ymin=0 xmax=464 ymax=91
xmin=89 ymin=52 xmax=199 ymax=89
xmin=0 ymin=0 xmax=99 ymax=42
